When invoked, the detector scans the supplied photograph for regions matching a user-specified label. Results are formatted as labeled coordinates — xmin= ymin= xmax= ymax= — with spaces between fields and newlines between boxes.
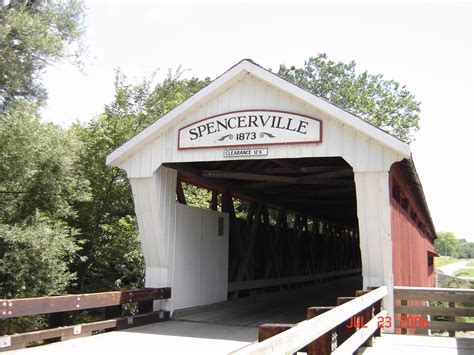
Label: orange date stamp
xmin=346 ymin=315 xmax=429 ymax=329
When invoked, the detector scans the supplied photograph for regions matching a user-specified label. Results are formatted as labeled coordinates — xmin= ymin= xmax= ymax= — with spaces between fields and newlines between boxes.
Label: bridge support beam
xmin=354 ymin=171 xmax=394 ymax=333
xmin=130 ymin=166 xmax=178 ymax=311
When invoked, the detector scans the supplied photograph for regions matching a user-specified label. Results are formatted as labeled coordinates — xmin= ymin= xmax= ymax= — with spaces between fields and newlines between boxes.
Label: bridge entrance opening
xmin=164 ymin=156 xmax=362 ymax=303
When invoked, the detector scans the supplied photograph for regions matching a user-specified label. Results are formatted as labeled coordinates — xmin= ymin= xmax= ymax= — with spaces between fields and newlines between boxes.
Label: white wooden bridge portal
xmin=105 ymin=59 xmax=412 ymax=323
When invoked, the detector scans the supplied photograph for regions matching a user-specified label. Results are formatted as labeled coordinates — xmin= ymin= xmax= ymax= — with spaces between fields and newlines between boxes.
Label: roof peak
xmin=106 ymin=59 xmax=410 ymax=167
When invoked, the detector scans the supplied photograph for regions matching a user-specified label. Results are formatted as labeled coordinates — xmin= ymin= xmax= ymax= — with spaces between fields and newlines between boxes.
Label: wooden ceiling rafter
xmin=164 ymin=157 xmax=358 ymax=228
xmin=270 ymin=159 xmax=299 ymax=171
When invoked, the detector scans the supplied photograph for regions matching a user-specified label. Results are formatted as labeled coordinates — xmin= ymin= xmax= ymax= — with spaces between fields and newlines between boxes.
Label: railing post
xmin=356 ymin=290 xmax=374 ymax=347
xmin=48 ymin=312 xmax=68 ymax=343
xmin=138 ymin=300 xmax=154 ymax=314
xmin=448 ymin=302 xmax=455 ymax=337
xmin=307 ymin=306 xmax=333 ymax=355
xmin=368 ymin=287 xmax=382 ymax=337
xmin=400 ymin=299 xmax=407 ymax=334
xmin=105 ymin=305 xmax=122 ymax=319
xmin=258 ymin=323 xmax=294 ymax=342
xmin=336 ymin=297 xmax=356 ymax=347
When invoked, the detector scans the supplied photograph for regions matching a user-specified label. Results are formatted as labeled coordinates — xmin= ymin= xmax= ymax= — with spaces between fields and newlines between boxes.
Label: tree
xmin=0 ymin=0 xmax=85 ymax=111
xmin=0 ymin=100 xmax=88 ymax=306
xmin=278 ymin=53 xmax=421 ymax=143
xmin=0 ymin=100 xmax=90 ymax=225
xmin=71 ymin=70 xmax=210 ymax=292
xmin=456 ymin=239 xmax=474 ymax=259
xmin=0 ymin=214 xmax=80 ymax=333
xmin=0 ymin=215 xmax=80 ymax=299
xmin=435 ymin=231 xmax=460 ymax=257
xmin=0 ymin=0 xmax=87 ymax=307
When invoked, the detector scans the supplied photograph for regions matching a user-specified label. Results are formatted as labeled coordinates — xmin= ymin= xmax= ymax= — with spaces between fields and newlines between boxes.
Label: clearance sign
xmin=178 ymin=110 xmax=322 ymax=150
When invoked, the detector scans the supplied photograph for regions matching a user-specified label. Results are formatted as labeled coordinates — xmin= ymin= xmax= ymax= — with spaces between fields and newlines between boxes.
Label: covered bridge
xmin=106 ymin=59 xmax=436 ymax=330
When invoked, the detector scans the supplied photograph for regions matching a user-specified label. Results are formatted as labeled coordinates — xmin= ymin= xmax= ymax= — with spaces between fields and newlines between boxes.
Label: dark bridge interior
xmin=164 ymin=157 xmax=361 ymax=297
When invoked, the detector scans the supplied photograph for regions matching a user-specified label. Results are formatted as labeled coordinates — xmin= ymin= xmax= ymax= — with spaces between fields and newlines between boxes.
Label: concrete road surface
xmin=437 ymin=260 xmax=471 ymax=276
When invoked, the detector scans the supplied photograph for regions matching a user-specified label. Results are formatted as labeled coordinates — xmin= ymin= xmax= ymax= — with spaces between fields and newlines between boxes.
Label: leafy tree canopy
xmin=71 ymin=70 xmax=210 ymax=292
xmin=279 ymin=53 xmax=421 ymax=143
xmin=0 ymin=0 xmax=86 ymax=305
xmin=0 ymin=214 xmax=80 ymax=298
xmin=0 ymin=100 xmax=90 ymax=225
xmin=435 ymin=231 xmax=460 ymax=257
xmin=456 ymin=238 xmax=474 ymax=259
xmin=0 ymin=0 xmax=85 ymax=111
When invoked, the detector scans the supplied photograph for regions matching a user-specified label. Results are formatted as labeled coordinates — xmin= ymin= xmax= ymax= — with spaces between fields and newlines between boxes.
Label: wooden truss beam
xmin=165 ymin=163 xmax=357 ymax=228
xmin=252 ymin=166 xmax=350 ymax=174
xmin=201 ymin=169 xmax=353 ymax=185
xmin=176 ymin=176 xmax=186 ymax=204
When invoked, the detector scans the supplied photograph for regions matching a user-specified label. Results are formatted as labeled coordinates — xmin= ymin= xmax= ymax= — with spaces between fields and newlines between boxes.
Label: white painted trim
xmin=106 ymin=60 xmax=410 ymax=167
xmin=231 ymin=286 xmax=388 ymax=355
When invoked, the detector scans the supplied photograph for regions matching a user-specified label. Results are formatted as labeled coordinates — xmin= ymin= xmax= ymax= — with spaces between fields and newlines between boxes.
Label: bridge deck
xmin=8 ymin=277 xmax=361 ymax=354
xmin=359 ymin=334 xmax=474 ymax=355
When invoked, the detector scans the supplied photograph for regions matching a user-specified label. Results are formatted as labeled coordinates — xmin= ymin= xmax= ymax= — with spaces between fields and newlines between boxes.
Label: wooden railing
xmin=228 ymin=268 xmax=361 ymax=292
xmin=231 ymin=286 xmax=387 ymax=355
xmin=394 ymin=286 xmax=474 ymax=336
xmin=0 ymin=288 xmax=171 ymax=351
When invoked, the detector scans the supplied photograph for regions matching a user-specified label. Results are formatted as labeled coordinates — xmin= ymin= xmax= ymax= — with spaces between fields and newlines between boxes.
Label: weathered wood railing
xmin=231 ymin=285 xmax=387 ymax=355
xmin=228 ymin=268 xmax=361 ymax=292
xmin=394 ymin=286 xmax=474 ymax=336
xmin=0 ymin=288 xmax=171 ymax=351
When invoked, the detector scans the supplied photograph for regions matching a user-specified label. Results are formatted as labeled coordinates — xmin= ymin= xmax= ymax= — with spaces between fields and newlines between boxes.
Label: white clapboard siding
xmin=171 ymin=204 xmax=229 ymax=311
xmin=131 ymin=168 xmax=229 ymax=312
xmin=119 ymin=72 xmax=405 ymax=179
xmin=129 ymin=167 xmax=177 ymax=282
xmin=354 ymin=171 xmax=394 ymax=331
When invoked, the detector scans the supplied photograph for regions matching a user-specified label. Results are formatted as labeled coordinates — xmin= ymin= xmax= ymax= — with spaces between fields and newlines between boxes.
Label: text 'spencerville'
xmin=188 ymin=114 xmax=309 ymax=140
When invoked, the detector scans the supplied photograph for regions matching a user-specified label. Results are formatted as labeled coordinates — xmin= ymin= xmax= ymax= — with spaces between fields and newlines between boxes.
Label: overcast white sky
xmin=41 ymin=0 xmax=473 ymax=241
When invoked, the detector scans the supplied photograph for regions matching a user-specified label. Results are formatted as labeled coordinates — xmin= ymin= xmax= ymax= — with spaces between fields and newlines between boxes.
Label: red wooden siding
xmin=390 ymin=164 xmax=436 ymax=288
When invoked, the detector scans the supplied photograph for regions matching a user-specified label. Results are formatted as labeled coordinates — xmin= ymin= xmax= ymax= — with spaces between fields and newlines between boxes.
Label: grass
xmin=434 ymin=255 xmax=459 ymax=268
xmin=454 ymin=268 xmax=474 ymax=278
xmin=466 ymin=260 xmax=474 ymax=267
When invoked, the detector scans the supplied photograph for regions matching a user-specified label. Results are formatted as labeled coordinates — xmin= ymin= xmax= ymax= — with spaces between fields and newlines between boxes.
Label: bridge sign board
xmin=178 ymin=110 xmax=322 ymax=150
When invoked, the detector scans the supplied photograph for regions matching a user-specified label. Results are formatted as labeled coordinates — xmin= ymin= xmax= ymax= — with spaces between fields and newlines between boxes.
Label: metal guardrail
xmin=394 ymin=286 xmax=474 ymax=336
xmin=0 ymin=288 xmax=171 ymax=351
xmin=231 ymin=286 xmax=388 ymax=355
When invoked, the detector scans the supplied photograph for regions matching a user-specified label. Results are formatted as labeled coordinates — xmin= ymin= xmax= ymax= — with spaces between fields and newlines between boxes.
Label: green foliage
xmin=456 ymin=239 xmax=474 ymax=259
xmin=0 ymin=100 xmax=90 ymax=225
xmin=434 ymin=255 xmax=459 ymax=268
xmin=86 ymin=215 xmax=144 ymax=291
xmin=279 ymin=53 xmax=421 ymax=143
xmin=0 ymin=0 xmax=85 ymax=111
xmin=435 ymin=231 xmax=460 ymax=257
xmin=182 ymin=183 xmax=212 ymax=209
xmin=438 ymin=276 xmax=471 ymax=289
xmin=434 ymin=232 xmax=474 ymax=259
xmin=71 ymin=70 xmax=210 ymax=292
xmin=454 ymin=268 xmax=474 ymax=278
xmin=0 ymin=215 xmax=80 ymax=298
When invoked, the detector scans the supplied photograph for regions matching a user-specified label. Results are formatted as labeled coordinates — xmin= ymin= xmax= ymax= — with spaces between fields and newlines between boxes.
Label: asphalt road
xmin=437 ymin=260 xmax=471 ymax=276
